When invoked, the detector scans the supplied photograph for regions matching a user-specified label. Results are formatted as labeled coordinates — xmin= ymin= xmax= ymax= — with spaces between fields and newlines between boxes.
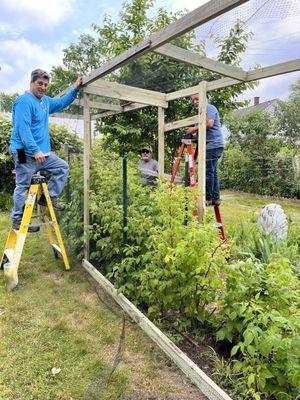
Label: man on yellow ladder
xmin=9 ymin=69 xmax=83 ymax=232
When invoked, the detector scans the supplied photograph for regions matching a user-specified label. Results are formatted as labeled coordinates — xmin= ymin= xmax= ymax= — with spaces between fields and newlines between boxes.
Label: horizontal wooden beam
xmin=84 ymin=79 xmax=168 ymax=108
xmin=206 ymin=77 xmax=240 ymax=91
xmin=154 ymin=44 xmax=247 ymax=81
xmin=82 ymin=0 xmax=249 ymax=85
xmin=82 ymin=259 xmax=233 ymax=400
xmin=50 ymin=112 xmax=83 ymax=120
xmin=166 ymin=78 xmax=242 ymax=101
xmin=72 ymin=98 xmax=123 ymax=111
xmin=166 ymin=58 xmax=300 ymax=101
xmin=92 ymin=102 xmax=148 ymax=119
xmin=88 ymin=100 xmax=122 ymax=111
xmin=246 ymin=58 xmax=300 ymax=80
xmin=164 ymin=115 xmax=198 ymax=132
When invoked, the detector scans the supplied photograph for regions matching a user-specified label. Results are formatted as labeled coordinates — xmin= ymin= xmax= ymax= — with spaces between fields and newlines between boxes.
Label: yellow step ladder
xmin=1 ymin=174 xmax=70 ymax=290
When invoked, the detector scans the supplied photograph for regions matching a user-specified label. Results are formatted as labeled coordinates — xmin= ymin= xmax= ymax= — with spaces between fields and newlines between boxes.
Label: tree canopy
xmin=0 ymin=92 xmax=19 ymax=113
xmin=274 ymin=78 xmax=300 ymax=153
xmin=47 ymin=0 xmax=257 ymax=167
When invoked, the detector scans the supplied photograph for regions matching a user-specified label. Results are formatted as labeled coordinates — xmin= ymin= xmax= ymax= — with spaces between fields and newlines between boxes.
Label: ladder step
xmin=4 ymin=249 xmax=14 ymax=262
xmin=24 ymin=221 xmax=54 ymax=228
xmin=30 ymin=214 xmax=48 ymax=219
xmin=52 ymin=244 xmax=62 ymax=255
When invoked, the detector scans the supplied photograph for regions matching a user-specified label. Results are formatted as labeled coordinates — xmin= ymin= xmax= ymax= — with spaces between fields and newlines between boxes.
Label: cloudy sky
xmin=1 ymin=0 xmax=299 ymax=105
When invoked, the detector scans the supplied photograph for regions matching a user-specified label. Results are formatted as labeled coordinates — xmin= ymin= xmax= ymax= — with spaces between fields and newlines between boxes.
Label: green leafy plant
xmin=110 ymin=183 xmax=227 ymax=328
xmin=61 ymin=139 xmax=300 ymax=400
xmin=216 ymin=257 xmax=300 ymax=399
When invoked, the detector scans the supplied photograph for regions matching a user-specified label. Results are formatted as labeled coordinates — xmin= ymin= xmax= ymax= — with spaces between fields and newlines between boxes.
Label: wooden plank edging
xmin=82 ymin=259 xmax=233 ymax=400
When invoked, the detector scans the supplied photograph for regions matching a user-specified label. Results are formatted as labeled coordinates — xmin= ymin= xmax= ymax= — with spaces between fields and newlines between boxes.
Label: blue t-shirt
xmin=206 ymin=104 xmax=223 ymax=150
xmin=10 ymin=88 xmax=78 ymax=156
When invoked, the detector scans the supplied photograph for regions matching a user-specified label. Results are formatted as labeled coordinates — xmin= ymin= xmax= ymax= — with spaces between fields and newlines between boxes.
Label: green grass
xmin=208 ymin=190 xmax=300 ymax=236
xmin=0 ymin=212 xmax=200 ymax=400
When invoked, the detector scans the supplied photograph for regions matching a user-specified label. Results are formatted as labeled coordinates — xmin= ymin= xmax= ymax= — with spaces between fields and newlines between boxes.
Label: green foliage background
xmin=219 ymin=113 xmax=300 ymax=198
xmin=0 ymin=115 xmax=82 ymax=209
xmin=61 ymin=139 xmax=300 ymax=400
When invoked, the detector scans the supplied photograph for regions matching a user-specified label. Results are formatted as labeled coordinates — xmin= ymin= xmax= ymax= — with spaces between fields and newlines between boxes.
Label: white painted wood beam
xmin=246 ymin=59 xmax=300 ymax=80
xmin=158 ymin=107 xmax=165 ymax=177
xmin=50 ymin=112 xmax=84 ymax=120
xmin=154 ymin=44 xmax=247 ymax=81
xmin=83 ymin=93 xmax=91 ymax=260
xmin=164 ymin=115 xmax=199 ymax=132
xmin=84 ymin=79 xmax=168 ymax=108
xmin=197 ymin=82 xmax=207 ymax=219
xmin=91 ymin=102 xmax=148 ymax=119
xmin=72 ymin=98 xmax=123 ymax=111
xmin=166 ymin=59 xmax=300 ymax=101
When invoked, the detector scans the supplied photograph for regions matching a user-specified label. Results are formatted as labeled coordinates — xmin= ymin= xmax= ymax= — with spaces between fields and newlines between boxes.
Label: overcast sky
xmin=1 ymin=0 xmax=299 ymax=106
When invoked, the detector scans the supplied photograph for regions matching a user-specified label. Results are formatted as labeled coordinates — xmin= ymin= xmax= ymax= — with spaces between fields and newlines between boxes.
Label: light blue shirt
xmin=10 ymin=88 xmax=78 ymax=156
xmin=206 ymin=104 xmax=224 ymax=150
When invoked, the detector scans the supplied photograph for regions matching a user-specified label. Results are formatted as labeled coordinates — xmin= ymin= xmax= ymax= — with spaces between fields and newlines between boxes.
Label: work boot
xmin=212 ymin=199 xmax=221 ymax=206
xmin=38 ymin=194 xmax=64 ymax=211
xmin=12 ymin=221 xmax=40 ymax=233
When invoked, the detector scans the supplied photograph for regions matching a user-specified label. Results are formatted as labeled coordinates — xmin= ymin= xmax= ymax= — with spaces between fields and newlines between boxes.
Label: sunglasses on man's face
xmin=141 ymin=149 xmax=151 ymax=154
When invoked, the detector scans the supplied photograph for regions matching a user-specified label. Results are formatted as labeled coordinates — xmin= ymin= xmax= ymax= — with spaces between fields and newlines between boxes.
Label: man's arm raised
xmin=48 ymin=77 xmax=83 ymax=114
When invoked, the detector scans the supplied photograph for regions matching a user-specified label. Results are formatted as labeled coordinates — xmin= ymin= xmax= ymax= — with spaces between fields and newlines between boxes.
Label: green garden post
xmin=122 ymin=156 xmax=128 ymax=247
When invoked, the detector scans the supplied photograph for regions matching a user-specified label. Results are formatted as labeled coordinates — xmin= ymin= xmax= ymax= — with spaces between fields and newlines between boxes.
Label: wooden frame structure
xmin=52 ymin=0 xmax=300 ymax=397
xmin=53 ymin=0 xmax=300 ymax=259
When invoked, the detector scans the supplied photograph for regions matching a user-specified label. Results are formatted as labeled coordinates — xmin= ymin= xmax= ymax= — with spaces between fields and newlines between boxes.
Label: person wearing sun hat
xmin=138 ymin=145 xmax=159 ymax=187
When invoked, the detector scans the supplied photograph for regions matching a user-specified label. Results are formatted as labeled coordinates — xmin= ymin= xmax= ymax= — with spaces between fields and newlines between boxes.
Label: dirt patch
xmin=123 ymin=349 xmax=207 ymax=400
xmin=44 ymin=271 xmax=65 ymax=285
xmin=118 ymin=391 xmax=205 ymax=400
xmin=177 ymin=339 xmax=214 ymax=377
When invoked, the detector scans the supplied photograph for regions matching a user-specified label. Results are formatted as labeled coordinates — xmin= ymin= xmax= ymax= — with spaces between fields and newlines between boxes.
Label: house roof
xmin=234 ymin=98 xmax=280 ymax=117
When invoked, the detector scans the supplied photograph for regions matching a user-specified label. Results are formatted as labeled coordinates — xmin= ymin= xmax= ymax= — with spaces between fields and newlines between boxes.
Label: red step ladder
xmin=170 ymin=138 xmax=226 ymax=240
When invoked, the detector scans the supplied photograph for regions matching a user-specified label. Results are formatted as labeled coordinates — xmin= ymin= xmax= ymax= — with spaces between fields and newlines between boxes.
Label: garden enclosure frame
xmin=51 ymin=1 xmax=300 ymax=398
xmin=53 ymin=0 xmax=300 ymax=261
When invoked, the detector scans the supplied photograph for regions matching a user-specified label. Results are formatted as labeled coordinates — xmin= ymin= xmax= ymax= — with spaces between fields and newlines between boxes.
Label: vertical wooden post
xmin=158 ymin=107 xmax=165 ymax=177
xmin=83 ymin=91 xmax=91 ymax=259
xmin=197 ymin=82 xmax=207 ymax=220
xmin=93 ymin=118 xmax=100 ymax=139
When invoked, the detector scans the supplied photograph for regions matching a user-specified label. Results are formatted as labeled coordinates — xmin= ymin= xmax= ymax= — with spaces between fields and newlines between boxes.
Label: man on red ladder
xmin=184 ymin=94 xmax=224 ymax=207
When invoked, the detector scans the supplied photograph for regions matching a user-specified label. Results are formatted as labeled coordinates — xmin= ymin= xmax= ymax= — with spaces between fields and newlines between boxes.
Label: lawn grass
xmin=209 ymin=190 xmax=300 ymax=237
xmin=0 ymin=212 xmax=204 ymax=400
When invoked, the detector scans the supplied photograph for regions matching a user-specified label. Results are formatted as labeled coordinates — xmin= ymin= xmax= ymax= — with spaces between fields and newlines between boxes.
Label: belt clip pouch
xmin=17 ymin=149 xmax=27 ymax=164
